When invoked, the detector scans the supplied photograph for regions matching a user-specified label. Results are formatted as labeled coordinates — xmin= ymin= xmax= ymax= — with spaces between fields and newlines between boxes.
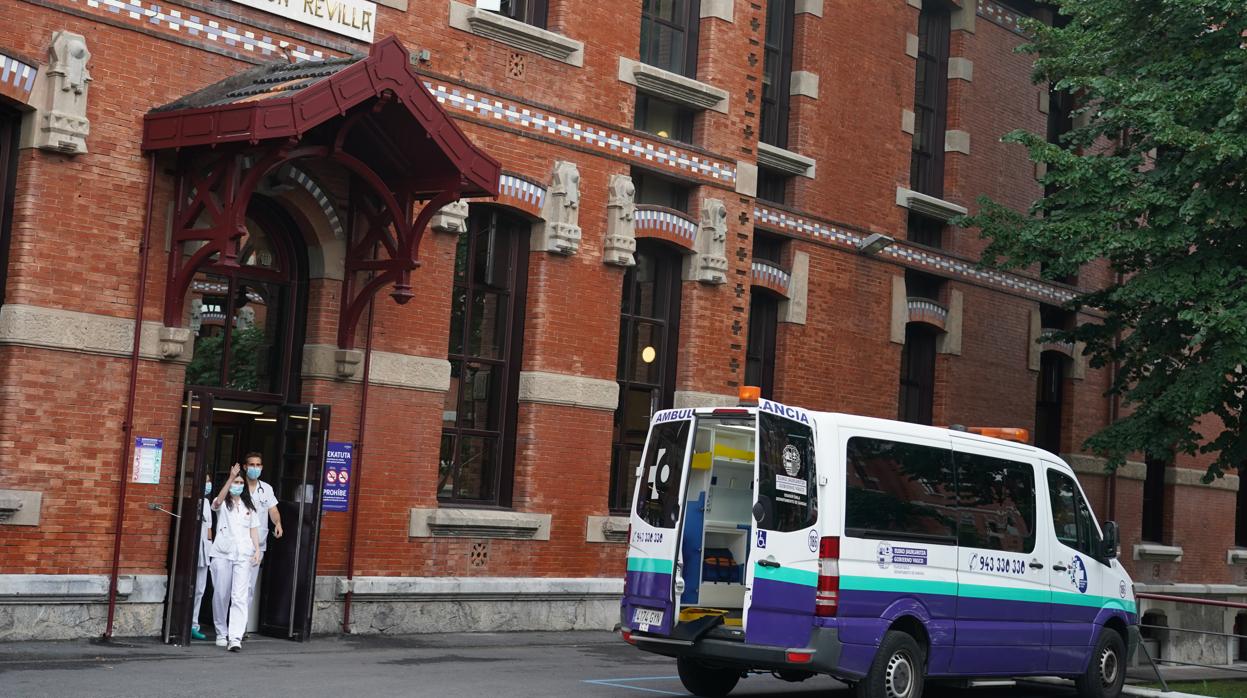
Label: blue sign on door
xmin=322 ymin=441 xmax=352 ymax=512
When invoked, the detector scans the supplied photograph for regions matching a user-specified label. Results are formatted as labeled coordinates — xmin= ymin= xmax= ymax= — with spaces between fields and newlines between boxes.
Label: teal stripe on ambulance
xmin=841 ymin=575 xmax=1137 ymax=615
xmin=627 ymin=557 xmax=674 ymax=574
xmin=753 ymin=563 xmax=818 ymax=587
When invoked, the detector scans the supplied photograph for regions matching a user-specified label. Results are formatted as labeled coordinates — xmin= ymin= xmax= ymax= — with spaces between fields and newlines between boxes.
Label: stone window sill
xmin=1134 ymin=543 xmax=1183 ymax=563
xmin=895 ymin=186 xmax=968 ymax=222
xmin=409 ymin=507 xmax=552 ymax=540
xmin=757 ymin=142 xmax=816 ymax=178
xmin=586 ymin=515 xmax=629 ymax=543
xmin=618 ymin=57 xmax=729 ymax=114
xmin=1229 ymin=549 xmax=1247 ymax=565
xmin=448 ymin=1 xmax=584 ymax=67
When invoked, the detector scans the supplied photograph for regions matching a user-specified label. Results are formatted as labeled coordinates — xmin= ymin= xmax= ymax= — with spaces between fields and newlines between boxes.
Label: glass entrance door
xmin=259 ymin=403 xmax=331 ymax=640
xmin=163 ymin=391 xmax=214 ymax=645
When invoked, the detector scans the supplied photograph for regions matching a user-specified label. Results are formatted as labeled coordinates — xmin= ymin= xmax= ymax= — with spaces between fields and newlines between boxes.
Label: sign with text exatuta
xmin=232 ymin=0 xmax=377 ymax=43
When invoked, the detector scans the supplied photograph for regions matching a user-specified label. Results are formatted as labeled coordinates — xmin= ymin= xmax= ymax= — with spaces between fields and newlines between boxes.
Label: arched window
xmin=745 ymin=291 xmax=778 ymax=398
xmin=438 ymin=207 xmax=530 ymax=506
xmin=610 ymin=241 xmax=683 ymax=512
xmin=898 ymin=323 xmax=937 ymax=425
xmin=184 ymin=197 xmax=302 ymax=398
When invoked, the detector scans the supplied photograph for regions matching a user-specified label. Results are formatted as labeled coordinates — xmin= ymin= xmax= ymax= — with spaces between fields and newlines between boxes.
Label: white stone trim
xmin=517 ymin=371 xmax=619 ymax=411
xmin=700 ymin=0 xmax=733 ymax=22
xmin=1134 ymin=543 xmax=1183 ymax=563
xmin=0 ymin=574 xmax=166 ymax=603
xmin=673 ymin=390 xmax=736 ymax=408
xmin=586 ymin=515 xmax=629 ymax=543
xmin=905 ymin=33 xmax=919 ymax=58
xmin=1134 ymin=582 xmax=1247 ymax=595
xmin=1228 ymin=549 xmax=1247 ymax=565
xmin=448 ymin=0 xmax=584 ymax=66
xmin=0 ymin=304 xmax=192 ymax=364
xmin=790 ymin=71 xmax=819 ymax=99
xmin=376 ymin=0 xmax=407 ymax=8
xmin=948 ymin=57 xmax=974 ymax=82
xmin=945 ymin=129 xmax=971 ymax=154
xmin=895 ymin=187 xmax=968 ymax=221
xmin=1164 ymin=467 xmax=1238 ymax=491
xmin=409 ymin=507 xmax=552 ymax=540
xmin=330 ymin=576 xmax=622 ymax=601
xmin=1064 ymin=454 xmax=1147 ymax=480
xmin=735 ymin=161 xmax=758 ymax=197
xmin=1038 ymin=90 xmax=1050 ymax=114
xmin=794 ymin=0 xmax=823 ymax=16
xmin=757 ymin=142 xmax=816 ymax=179
xmin=902 ymin=109 xmax=915 ymax=134
xmin=778 ymin=250 xmax=809 ymax=325
xmin=935 ymin=289 xmax=963 ymax=355
xmin=890 ymin=275 xmax=907 ymax=344
xmin=301 ymin=344 xmax=451 ymax=391
xmin=618 ymin=57 xmax=729 ymax=114
xmin=907 ymin=0 xmax=921 ymax=8
xmin=0 ymin=489 xmax=41 ymax=526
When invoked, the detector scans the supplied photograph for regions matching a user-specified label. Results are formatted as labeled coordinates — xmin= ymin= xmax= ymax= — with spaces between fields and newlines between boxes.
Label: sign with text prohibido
xmin=322 ymin=441 xmax=352 ymax=512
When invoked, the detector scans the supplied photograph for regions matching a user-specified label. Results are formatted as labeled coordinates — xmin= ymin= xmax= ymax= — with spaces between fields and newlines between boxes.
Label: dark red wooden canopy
xmin=142 ymin=36 xmax=501 ymax=348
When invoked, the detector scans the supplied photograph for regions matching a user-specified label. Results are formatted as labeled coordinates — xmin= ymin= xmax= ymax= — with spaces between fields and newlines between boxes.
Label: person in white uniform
xmin=209 ymin=464 xmax=261 ymax=652
xmin=241 ymin=452 xmax=282 ymax=609
xmin=191 ymin=472 xmax=214 ymax=641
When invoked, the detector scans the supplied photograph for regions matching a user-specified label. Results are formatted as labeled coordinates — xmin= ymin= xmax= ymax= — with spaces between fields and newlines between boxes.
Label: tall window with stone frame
xmin=640 ymin=0 xmax=701 ymax=77
xmin=1237 ymin=467 xmax=1247 ymax=547
xmin=610 ymin=241 xmax=683 ymax=512
xmin=760 ymin=0 xmax=795 ymax=149
xmin=910 ymin=2 xmax=951 ymax=198
xmin=1034 ymin=351 xmax=1065 ymax=453
xmin=439 ymin=207 xmax=530 ymax=507
xmin=898 ymin=323 xmax=938 ymax=425
xmin=745 ymin=291 xmax=778 ymax=398
xmin=489 ymin=0 xmax=548 ymax=27
xmin=1141 ymin=455 xmax=1168 ymax=543
xmin=0 ymin=104 xmax=18 ymax=307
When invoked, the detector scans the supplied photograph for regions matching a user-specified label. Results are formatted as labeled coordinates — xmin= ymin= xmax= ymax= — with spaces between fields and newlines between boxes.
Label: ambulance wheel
xmin=856 ymin=630 xmax=925 ymax=698
xmin=676 ymin=657 xmax=740 ymax=697
xmin=1076 ymin=629 xmax=1126 ymax=698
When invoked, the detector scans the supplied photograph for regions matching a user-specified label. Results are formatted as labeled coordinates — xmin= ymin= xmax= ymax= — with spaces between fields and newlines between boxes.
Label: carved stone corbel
xmin=533 ymin=161 xmax=582 ymax=255
xmin=158 ymin=326 xmax=192 ymax=360
xmin=34 ymin=31 xmax=92 ymax=154
xmin=430 ymin=199 xmax=469 ymax=234
xmin=603 ymin=174 xmax=637 ymax=266
xmin=687 ymin=198 xmax=728 ymax=284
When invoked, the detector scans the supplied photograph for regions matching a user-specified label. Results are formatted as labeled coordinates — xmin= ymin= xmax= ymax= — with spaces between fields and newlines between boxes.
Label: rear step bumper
xmin=631 ymin=625 xmax=844 ymax=676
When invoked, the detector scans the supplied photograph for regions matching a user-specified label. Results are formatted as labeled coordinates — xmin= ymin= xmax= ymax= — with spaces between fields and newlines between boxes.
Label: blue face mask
xmin=246 ymin=466 xmax=262 ymax=480
xmin=229 ymin=484 xmax=244 ymax=497
xmin=204 ymin=482 xmax=212 ymax=496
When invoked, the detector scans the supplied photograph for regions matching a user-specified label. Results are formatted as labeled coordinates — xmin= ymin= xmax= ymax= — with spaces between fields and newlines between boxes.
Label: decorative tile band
xmin=907 ymin=297 xmax=949 ymax=330
xmin=70 ymin=0 xmax=338 ymax=61
xmin=753 ymin=205 xmax=1077 ymax=305
xmin=423 ymin=81 xmax=738 ymax=186
xmin=499 ymin=173 xmax=546 ymax=210
xmin=751 ymin=261 xmax=791 ymax=291
xmin=0 ymin=53 xmax=37 ymax=102
xmin=288 ymin=167 xmax=344 ymax=240
xmin=977 ymin=0 xmax=1029 ymax=37
xmin=635 ymin=206 xmax=699 ymax=244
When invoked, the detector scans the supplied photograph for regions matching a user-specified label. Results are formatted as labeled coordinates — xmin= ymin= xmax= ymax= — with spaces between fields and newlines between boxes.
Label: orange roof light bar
xmin=964 ymin=427 xmax=1030 ymax=444
xmin=738 ymin=386 xmax=761 ymax=406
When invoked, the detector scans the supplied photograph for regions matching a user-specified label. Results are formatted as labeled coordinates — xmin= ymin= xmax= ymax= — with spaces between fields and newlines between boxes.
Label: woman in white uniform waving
xmin=209 ymin=463 xmax=261 ymax=652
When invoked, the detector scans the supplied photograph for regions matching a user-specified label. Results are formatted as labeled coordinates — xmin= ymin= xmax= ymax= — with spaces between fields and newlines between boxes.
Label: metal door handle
xmin=757 ymin=559 xmax=781 ymax=568
xmin=1029 ymin=561 xmax=1045 ymax=569
xmin=1052 ymin=564 xmax=1068 ymax=572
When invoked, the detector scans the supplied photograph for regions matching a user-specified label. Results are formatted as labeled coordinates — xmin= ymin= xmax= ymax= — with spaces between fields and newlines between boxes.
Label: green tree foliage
xmin=959 ymin=0 xmax=1247 ymax=478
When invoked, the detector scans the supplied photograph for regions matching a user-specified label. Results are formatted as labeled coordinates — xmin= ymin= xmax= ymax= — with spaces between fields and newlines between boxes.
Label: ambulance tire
xmin=1076 ymin=628 xmax=1126 ymax=698
xmin=856 ymin=630 xmax=925 ymax=698
xmin=676 ymin=657 xmax=741 ymax=697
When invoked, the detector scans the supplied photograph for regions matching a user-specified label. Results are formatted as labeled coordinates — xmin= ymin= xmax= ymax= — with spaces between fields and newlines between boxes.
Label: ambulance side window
xmin=757 ymin=413 xmax=817 ymax=532
xmin=955 ymin=453 xmax=1036 ymax=554
xmin=1047 ymin=469 xmax=1102 ymax=559
xmin=634 ymin=420 xmax=691 ymax=528
xmin=845 ymin=437 xmax=957 ymax=542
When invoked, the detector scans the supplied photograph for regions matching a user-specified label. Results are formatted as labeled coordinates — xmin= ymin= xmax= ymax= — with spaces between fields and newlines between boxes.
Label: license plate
xmin=632 ymin=607 xmax=664 ymax=628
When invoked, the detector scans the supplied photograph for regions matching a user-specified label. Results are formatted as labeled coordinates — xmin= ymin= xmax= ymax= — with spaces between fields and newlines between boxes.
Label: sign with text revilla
xmin=322 ymin=441 xmax=352 ymax=512
xmin=232 ymin=0 xmax=377 ymax=43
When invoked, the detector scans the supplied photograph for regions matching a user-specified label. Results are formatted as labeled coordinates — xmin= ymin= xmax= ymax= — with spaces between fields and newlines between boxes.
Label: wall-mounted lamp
xmin=857 ymin=232 xmax=895 ymax=256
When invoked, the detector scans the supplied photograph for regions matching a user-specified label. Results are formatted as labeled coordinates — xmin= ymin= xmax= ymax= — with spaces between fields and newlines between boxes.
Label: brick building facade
xmin=0 ymin=0 xmax=1238 ymax=659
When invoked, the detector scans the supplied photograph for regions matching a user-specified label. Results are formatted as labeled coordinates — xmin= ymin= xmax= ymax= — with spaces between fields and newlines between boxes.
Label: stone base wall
xmin=313 ymin=576 xmax=623 ymax=636
xmin=0 ymin=574 xmax=166 ymax=641
xmin=1135 ymin=584 xmax=1247 ymax=667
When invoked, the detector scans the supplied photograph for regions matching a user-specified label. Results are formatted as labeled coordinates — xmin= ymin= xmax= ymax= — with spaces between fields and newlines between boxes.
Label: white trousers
xmin=210 ymin=556 xmax=251 ymax=643
xmin=247 ymin=551 xmax=264 ymax=607
xmin=191 ymin=564 xmax=208 ymax=629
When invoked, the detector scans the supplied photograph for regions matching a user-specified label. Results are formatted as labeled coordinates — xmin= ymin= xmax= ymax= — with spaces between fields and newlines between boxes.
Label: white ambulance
xmin=621 ymin=389 xmax=1137 ymax=698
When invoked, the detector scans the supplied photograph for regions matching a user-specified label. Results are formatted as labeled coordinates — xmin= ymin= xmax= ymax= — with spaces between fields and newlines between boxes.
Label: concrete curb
xmin=1021 ymin=677 xmax=1208 ymax=698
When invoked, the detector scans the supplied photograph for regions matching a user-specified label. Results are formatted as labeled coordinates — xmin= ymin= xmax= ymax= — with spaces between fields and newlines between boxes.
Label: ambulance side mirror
xmin=1101 ymin=521 xmax=1120 ymax=560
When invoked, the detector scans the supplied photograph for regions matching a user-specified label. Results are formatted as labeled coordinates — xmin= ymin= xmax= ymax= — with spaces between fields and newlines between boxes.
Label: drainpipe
xmin=341 ymin=297 xmax=375 ymax=634
xmin=105 ymin=155 xmax=158 ymax=639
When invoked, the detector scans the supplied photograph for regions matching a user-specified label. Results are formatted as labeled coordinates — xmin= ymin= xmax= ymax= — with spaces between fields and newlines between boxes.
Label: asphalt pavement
xmin=0 ymin=631 xmax=1124 ymax=698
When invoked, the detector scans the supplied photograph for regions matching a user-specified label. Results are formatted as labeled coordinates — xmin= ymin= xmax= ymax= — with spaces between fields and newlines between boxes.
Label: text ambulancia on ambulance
xmin=621 ymin=386 xmax=1136 ymax=698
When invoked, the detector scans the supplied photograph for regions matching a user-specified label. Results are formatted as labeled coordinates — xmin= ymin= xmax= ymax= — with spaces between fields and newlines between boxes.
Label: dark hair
xmin=244 ymin=452 xmax=263 ymax=463
xmin=224 ymin=477 xmax=257 ymax=513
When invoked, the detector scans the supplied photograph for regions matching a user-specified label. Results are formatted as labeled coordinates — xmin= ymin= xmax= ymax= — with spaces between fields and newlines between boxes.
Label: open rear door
xmin=624 ymin=410 xmax=696 ymax=637
xmin=744 ymin=401 xmax=820 ymax=648
xmin=258 ymin=403 xmax=330 ymax=640
xmin=162 ymin=391 xmax=214 ymax=645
